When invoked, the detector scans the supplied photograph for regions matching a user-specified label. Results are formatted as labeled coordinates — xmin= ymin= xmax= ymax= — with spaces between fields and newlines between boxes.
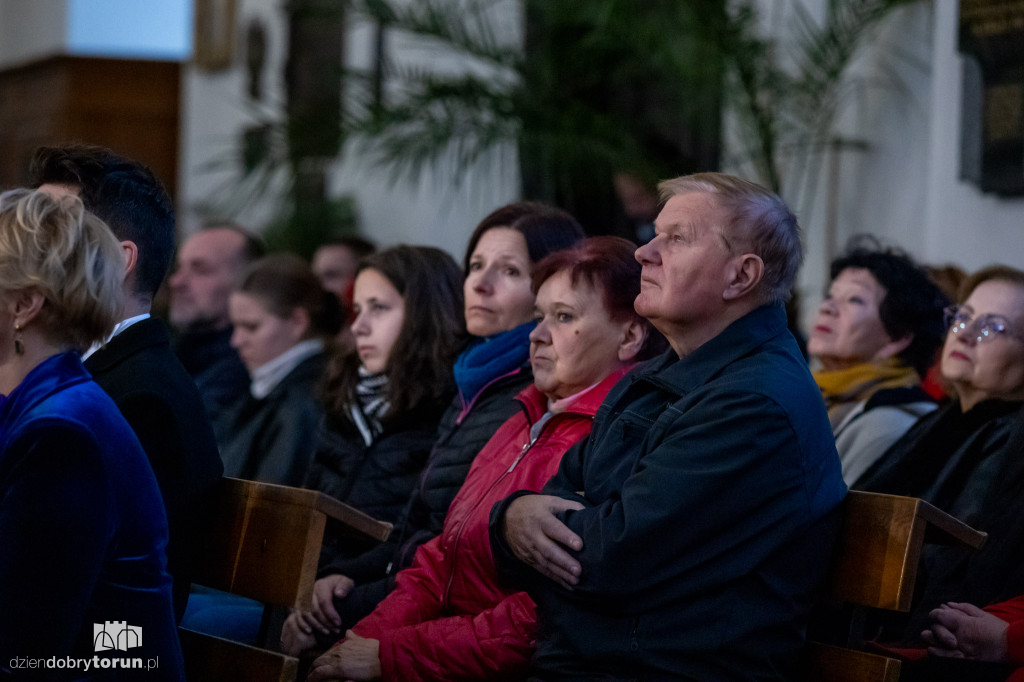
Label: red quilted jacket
xmin=350 ymin=367 xmax=630 ymax=681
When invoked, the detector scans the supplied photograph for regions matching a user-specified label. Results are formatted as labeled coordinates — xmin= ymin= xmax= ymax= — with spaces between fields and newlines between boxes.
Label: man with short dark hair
xmin=168 ymin=223 xmax=264 ymax=420
xmin=31 ymin=143 xmax=223 ymax=620
xmin=490 ymin=172 xmax=846 ymax=680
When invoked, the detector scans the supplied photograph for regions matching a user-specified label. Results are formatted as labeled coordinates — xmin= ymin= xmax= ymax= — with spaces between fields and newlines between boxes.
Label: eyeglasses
xmin=944 ymin=305 xmax=1024 ymax=343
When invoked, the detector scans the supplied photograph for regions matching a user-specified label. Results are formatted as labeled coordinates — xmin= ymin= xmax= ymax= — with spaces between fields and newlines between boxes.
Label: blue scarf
xmin=453 ymin=321 xmax=533 ymax=409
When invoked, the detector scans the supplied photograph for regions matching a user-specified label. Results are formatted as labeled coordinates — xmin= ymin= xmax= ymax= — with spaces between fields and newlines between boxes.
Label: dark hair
xmin=829 ymin=242 xmax=949 ymax=377
xmin=461 ymin=202 xmax=585 ymax=274
xmin=236 ymin=254 xmax=343 ymax=338
xmin=318 ymin=234 xmax=376 ymax=260
xmin=200 ymin=220 xmax=266 ymax=266
xmin=323 ymin=245 xmax=466 ymax=421
xmin=532 ymin=236 xmax=667 ymax=361
xmin=29 ymin=144 xmax=175 ymax=298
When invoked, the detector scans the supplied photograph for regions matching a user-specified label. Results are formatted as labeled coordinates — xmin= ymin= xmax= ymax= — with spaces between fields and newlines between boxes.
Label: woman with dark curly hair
xmin=807 ymin=243 xmax=949 ymax=484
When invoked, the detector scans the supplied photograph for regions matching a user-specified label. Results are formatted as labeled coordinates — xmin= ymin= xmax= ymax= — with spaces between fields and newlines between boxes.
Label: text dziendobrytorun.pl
xmin=8 ymin=656 xmax=159 ymax=672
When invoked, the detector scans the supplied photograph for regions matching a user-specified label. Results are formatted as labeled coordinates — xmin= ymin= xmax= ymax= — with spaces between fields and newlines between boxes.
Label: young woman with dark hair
xmin=305 ymin=245 xmax=466 ymax=562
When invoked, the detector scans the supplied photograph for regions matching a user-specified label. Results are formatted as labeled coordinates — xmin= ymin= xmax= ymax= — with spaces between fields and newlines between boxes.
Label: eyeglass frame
xmin=944 ymin=304 xmax=1024 ymax=344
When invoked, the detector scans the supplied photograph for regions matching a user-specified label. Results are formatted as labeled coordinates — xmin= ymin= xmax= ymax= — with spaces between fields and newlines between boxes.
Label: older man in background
xmin=169 ymin=223 xmax=263 ymax=421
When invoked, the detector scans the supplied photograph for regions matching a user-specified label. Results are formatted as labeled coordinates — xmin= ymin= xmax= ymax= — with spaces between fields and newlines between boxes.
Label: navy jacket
xmin=491 ymin=304 xmax=846 ymax=681
xmin=0 ymin=353 xmax=184 ymax=680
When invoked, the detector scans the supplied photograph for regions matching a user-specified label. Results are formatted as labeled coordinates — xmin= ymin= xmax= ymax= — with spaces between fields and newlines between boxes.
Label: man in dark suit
xmin=31 ymin=144 xmax=223 ymax=620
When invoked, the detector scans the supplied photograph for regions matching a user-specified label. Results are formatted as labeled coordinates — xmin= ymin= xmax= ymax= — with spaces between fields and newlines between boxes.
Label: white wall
xmin=922 ymin=0 xmax=1024 ymax=273
xmin=0 ymin=0 xmax=67 ymax=68
xmin=738 ymin=0 xmax=1024 ymax=327
xmin=179 ymin=0 xmax=520 ymax=259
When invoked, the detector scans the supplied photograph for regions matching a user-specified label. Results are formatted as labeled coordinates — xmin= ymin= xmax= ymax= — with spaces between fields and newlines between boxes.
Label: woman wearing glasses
xmin=855 ymin=265 xmax=1024 ymax=645
xmin=808 ymin=244 xmax=949 ymax=484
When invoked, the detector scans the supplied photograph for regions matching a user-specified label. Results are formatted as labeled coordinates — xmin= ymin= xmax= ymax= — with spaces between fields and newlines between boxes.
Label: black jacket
xmin=855 ymin=398 xmax=1024 ymax=641
xmin=174 ymin=325 xmax=250 ymax=423
xmin=319 ymin=366 xmax=532 ymax=617
xmin=491 ymin=305 xmax=845 ymax=681
xmin=305 ymin=400 xmax=449 ymax=570
xmin=215 ymin=353 xmax=326 ymax=487
xmin=84 ymin=317 xmax=223 ymax=620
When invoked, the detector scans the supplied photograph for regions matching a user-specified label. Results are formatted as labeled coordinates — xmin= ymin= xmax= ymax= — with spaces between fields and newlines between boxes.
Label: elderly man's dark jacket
xmin=491 ymin=304 xmax=847 ymax=681
xmin=85 ymin=317 xmax=223 ymax=620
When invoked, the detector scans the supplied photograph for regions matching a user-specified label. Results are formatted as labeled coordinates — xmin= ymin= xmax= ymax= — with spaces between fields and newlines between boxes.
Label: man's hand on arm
xmin=502 ymin=494 xmax=585 ymax=589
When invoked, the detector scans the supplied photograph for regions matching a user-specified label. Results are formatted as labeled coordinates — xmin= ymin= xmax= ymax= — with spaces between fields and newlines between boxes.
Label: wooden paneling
xmin=0 ymin=56 xmax=180 ymax=197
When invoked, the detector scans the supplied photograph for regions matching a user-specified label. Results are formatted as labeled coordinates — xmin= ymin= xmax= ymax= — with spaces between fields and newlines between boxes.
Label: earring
xmin=14 ymin=322 xmax=24 ymax=356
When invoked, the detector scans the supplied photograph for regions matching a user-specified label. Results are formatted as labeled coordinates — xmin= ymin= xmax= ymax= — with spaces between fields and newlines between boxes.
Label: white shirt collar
xmin=82 ymin=313 xmax=151 ymax=361
xmin=250 ymin=338 xmax=324 ymax=399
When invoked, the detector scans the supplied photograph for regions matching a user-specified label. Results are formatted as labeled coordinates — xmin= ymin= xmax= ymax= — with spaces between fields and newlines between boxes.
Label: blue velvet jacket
xmin=492 ymin=304 xmax=847 ymax=681
xmin=0 ymin=353 xmax=184 ymax=680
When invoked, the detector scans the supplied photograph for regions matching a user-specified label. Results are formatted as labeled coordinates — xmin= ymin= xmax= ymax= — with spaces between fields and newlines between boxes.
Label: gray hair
xmin=658 ymin=172 xmax=803 ymax=304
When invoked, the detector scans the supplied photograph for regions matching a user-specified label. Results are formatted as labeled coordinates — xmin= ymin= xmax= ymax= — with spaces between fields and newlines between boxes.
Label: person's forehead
xmin=656 ymin=192 xmax=724 ymax=229
xmin=313 ymin=245 xmax=358 ymax=270
xmin=182 ymin=229 xmax=246 ymax=262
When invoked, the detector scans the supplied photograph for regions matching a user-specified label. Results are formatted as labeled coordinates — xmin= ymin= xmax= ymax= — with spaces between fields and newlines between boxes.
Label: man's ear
xmin=617 ymin=319 xmax=647 ymax=363
xmin=723 ymin=254 xmax=764 ymax=301
xmin=121 ymin=240 xmax=139 ymax=279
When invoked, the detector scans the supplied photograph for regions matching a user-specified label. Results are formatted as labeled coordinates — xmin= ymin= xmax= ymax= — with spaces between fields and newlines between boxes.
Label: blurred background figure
xmin=313 ymin=235 xmax=376 ymax=303
xmin=313 ymin=235 xmax=377 ymax=351
xmin=808 ymin=244 xmax=948 ymax=485
xmin=215 ymin=253 xmax=342 ymax=486
xmin=0 ymin=189 xmax=184 ymax=678
xmin=169 ymin=223 xmax=264 ymax=421
xmin=922 ymin=263 xmax=969 ymax=401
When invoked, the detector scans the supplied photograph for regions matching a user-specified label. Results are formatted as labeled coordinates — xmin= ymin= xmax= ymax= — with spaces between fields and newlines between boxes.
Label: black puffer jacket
xmin=321 ymin=365 xmax=532 ymax=582
xmin=305 ymin=400 xmax=448 ymax=569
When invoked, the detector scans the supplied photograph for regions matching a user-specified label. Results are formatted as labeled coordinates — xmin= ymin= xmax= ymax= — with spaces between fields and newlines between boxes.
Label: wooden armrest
xmin=827 ymin=491 xmax=987 ymax=612
xmin=226 ymin=478 xmax=393 ymax=543
xmin=801 ymin=642 xmax=900 ymax=682
xmin=192 ymin=478 xmax=392 ymax=609
xmin=179 ymin=626 xmax=298 ymax=682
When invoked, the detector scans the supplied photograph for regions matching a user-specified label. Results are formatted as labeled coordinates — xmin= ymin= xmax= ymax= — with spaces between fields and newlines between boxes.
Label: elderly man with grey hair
xmin=490 ymin=172 xmax=846 ymax=681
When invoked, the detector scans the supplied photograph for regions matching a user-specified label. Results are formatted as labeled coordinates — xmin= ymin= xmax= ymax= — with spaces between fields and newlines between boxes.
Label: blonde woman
xmin=0 ymin=189 xmax=183 ymax=679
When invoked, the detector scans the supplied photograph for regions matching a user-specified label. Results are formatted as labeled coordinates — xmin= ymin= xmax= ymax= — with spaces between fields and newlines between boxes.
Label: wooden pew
xmin=801 ymin=491 xmax=987 ymax=682
xmin=179 ymin=477 xmax=392 ymax=682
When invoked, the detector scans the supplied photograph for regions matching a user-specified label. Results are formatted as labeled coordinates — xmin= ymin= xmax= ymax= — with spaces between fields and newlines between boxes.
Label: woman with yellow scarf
xmin=808 ymin=245 xmax=949 ymax=485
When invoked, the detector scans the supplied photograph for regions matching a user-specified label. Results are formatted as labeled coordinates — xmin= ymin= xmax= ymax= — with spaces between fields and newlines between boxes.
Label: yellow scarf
xmin=814 ymin=360 xmax=920 ymax=429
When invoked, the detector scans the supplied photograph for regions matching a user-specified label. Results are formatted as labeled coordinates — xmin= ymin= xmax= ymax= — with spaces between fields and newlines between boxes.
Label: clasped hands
xmin=502 ymin=494 xmax=585 ymax=589
xmin=921 ymin=602 xmax=1009 ymax=662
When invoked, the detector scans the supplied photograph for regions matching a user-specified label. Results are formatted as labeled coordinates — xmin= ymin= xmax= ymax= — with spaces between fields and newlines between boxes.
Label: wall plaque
xmin=959 ymin=0 xmax=1024 ymax=196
